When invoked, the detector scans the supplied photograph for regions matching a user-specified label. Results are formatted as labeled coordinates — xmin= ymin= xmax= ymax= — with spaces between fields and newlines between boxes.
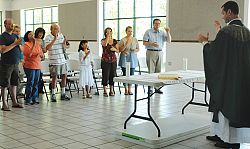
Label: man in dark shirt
xmin=0 ymin=18 xmax=23 ymax=111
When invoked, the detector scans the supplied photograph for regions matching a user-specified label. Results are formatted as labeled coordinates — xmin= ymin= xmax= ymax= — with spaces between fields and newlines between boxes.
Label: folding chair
xmin=66 ymin=59 xmax=80 ymax=97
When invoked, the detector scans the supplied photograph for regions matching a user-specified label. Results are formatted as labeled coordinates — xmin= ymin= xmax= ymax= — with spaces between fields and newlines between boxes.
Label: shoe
xmin=206 ymin=135 xmax=223 ymax=142
xmin=1 ymin=107 xmax=11 ymax=111
xmin=86 ymin=94 xmax=92 ymax=98
xmin=25 ymin=101 xmax=33 ymax=105
xmin=155 ymin=89 xmax=163 ymax=94
xmin=214 ymin=142 xmax=240 ymax=149
xmin=109 ymin=92 xmax=115 ymax=96
xmin=51 ymin=94 xmax=56 ymax=102
xmin=103 ymin=93 xmax=108 ymax=97
xmin=61 ymin=94 xmax=70 ymax=101
xmin=33 ymin=98 xmax=40 ymax=104
xmin=82 ymin=94 xmax=86 ymax=99
xmin=128 ymin=92 xmax=133 ymax=95
xmin=124 ymin=92 xmax=129 ymax=95
xmin=12 ymin=104 xmax=24 ymax=108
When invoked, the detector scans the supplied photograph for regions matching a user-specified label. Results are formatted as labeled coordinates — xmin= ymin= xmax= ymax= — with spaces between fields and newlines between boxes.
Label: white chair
xmin=66 ymin=59 xmax=80 ymax=97
xmin=92 ymin=57 xmax=102 ymax=95
xmin=41 ymin=60 xmax=51 ymax=101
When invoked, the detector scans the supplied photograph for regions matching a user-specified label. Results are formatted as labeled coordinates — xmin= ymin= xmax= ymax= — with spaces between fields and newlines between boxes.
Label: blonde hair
xmin=13 ymin=24 xmax=21 ymax=31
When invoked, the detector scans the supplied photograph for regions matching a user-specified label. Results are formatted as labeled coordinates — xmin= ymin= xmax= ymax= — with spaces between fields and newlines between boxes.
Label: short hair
xmin=78 ymin=40 xmax=88 ymax=52
xmin=24 ymin=31 xmax=32 ymax=42
xmin=125 ymin=26 xmax=132 ymax=32
xmin=104 ymin=27 xmax=112 ymax=37
xmin=35 ymin=27 xmax=46 ymax=39
xmin=221 ymin=1 xmax=239 ymax=15
xmin=13 ymin=24 xmax=21 ymax=30
xmin=153 ymin=19 xmax=161 ymax=24
xmin=50 ymin=23 xmax=59 ymax=30
xmin=4 ymin=18 xmax=13 ymax=25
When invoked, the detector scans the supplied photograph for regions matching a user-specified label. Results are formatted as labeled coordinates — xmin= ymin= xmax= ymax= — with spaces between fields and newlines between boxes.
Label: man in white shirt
xmin=45 ymin=24 xmax=70 ymax=102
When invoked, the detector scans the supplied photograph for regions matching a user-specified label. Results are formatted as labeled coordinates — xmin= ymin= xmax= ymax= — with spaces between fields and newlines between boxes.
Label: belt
xmin=147 ymin=49 xmax=162 ymax=51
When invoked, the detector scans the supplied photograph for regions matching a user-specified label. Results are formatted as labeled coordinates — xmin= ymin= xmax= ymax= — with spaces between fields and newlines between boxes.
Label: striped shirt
xmin=45 ymin=33 xmax=66 ymax=65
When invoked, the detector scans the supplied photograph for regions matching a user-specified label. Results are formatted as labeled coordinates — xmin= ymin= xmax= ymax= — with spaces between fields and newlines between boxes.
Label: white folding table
xmin=114 ymin=70 xmax=210 ymax=148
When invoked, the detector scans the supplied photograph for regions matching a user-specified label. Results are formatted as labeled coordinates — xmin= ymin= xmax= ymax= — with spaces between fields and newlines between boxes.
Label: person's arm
xmin=0 ymin=38 xmax=22 ymax=54
xmin=142 ymin=31 xmax=158 ymax=47
xmin=83 ymin=49 xmax=90 ymax=60
xmin=165 ymin=27 xmax=172 ymax=43
xmin=79 ymin=51 xmax=84 ymax=62
xmin=134 ymin=38 xmax=140 ymax=52
xmin=110 ymin=40 xmax=119 ymax=53
xmin=45 ymin=34 xmax=57 ymax=51
xmin=214 ymin=20 xmax=221 ymax=32
xmin=119 ymin=39 xmax=126 ymax=52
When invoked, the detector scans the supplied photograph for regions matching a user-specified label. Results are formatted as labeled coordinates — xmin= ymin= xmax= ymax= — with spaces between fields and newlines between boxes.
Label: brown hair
xmin=104 ymin=27 xmax=112 ymax=38
xmin=125 ymin=26 xmax=132 ymax=32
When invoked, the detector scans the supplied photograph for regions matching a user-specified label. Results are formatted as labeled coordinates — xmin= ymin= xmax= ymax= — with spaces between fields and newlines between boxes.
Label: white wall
xmin=66 ymin=41 xmax=204 ymax=71
xmin=0 ymin=0 xmax=10 ymax=10
xmin=10 ymin=0 xmax=94 ymax=10
xmin=166 ymin=43 xmax=204 ymax=71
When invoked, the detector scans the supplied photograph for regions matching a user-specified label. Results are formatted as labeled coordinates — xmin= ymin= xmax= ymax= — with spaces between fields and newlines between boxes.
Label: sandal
xmin=12 ymin=104 xmax=24 ymax=108
xmin=1 ymin=107 xmax=11 ymax=111
xmin=124 ymin=92 xmax=129 ymax=95
xmin=128 ymin=92 xmax=133 ymax=95
xmin=103 ymin=92 xmax=108 ymax=97
xmin=109 ymin=92 xmax=115 ymax=96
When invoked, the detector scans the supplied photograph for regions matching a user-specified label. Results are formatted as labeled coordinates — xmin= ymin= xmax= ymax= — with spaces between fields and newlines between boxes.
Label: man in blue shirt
xmin=0 ymin=18 xmax=23 ymax=111
xmin=143 ymin=18 xmax=172 ymax=94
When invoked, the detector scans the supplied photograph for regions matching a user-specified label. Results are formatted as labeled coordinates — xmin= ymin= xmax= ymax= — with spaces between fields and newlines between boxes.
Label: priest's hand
xmin=214 ymin=20 xmax=221 ymax=32
xmin=197 ymin=33 xmax=209 ymax=43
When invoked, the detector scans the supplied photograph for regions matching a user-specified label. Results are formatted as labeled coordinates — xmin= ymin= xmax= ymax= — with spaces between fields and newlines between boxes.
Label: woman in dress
xmin=79 ymin=40 xmax=94 ymax=98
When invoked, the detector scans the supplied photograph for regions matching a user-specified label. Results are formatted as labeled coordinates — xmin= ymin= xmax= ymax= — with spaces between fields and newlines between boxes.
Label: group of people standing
xmin=99 ymin=19 xmax=172 ymax=97
xmin=0 ymin=19 xmax=71 ymax=111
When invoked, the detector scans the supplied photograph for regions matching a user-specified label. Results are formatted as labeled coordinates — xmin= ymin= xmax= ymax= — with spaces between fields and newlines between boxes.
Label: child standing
xmin=78 ymin=40 xmax=94 ymax=98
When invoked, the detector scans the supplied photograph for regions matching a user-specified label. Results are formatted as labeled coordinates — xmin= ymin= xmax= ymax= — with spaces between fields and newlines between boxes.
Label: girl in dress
xmin=78 ymin=40 xmax=94 ymax=98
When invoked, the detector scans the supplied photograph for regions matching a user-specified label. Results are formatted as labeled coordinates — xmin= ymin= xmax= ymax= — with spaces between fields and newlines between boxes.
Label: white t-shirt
xmin=45 ymin=33 xmax=66 ymax=65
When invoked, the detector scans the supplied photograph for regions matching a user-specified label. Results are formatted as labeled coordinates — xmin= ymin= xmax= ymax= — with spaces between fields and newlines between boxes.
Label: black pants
xmin=101 ymin=61 xmax=117 ymax=86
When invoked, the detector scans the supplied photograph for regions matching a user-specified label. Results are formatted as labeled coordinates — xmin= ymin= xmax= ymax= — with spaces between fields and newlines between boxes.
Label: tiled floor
xmin=0 ymin=84 xmax=249 ymax=149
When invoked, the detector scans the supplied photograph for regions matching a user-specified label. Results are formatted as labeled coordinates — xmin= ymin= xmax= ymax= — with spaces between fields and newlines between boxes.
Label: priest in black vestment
xmin=198 ymin=1 xmax=250 ymax=148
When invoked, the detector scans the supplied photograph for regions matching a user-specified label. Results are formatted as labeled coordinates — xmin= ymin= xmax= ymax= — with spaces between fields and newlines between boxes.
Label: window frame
xmin=103 ymin=0 xmax=167 ymax=40
xmin=24 ymin=6 xmax=58 ymax=33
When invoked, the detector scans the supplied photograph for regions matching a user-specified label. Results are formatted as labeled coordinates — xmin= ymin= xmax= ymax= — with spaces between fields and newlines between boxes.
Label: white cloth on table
xmin=210 ymin=111 xmax=250 ymax=143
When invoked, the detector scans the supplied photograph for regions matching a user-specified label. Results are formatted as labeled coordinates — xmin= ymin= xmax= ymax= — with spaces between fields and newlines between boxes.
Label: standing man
xmin=143 ymin=18 xmax=172 ymax=94
xmin=198 ymin=1 xmax=250 ymax=148
xmin=45 ymin=24 xmax=70 ymax=102
xmin=0 ymin=18 xmax=23 ymax=111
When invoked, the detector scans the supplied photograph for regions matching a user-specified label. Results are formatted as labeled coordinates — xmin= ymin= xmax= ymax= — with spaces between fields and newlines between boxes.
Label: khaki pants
xmin=146 ymin=50 xmax=162 ymax=73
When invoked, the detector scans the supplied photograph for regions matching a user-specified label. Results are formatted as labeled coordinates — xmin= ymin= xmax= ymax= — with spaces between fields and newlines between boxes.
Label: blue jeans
xmin=24 ymin=68 xmax=40 ymax=103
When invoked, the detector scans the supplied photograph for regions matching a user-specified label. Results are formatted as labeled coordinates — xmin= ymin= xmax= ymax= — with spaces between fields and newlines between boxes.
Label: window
xmin=103 ymin=0 xmax=167 ymax=71
xmin=24 ymin=6 xmax=58 ymax=35
xmin=103 ymin=0 xmax=167 ymax=40
xmin=0 ymin=11 xmax=2 ymax=33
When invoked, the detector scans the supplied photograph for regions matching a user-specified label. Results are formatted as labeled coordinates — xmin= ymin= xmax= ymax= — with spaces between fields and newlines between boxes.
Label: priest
xmin=198 ymin=1 xmax=250 ymax=148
